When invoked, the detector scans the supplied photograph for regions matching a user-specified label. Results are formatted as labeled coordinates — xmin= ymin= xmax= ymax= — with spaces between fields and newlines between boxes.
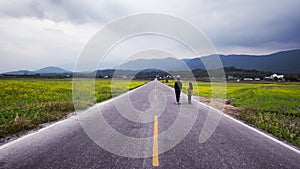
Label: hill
xmin=35 ymin=66 xmax=71 ymax=74
xmin=186 ymin=49 xmax=300 ymax=74
xmin=119 ymin=49 xmax=300 ymax=74
xmin=3 ymin=66 xmax=71 ymax=76
xmin=118 ymin=57 xmax=190 ymax=71
xmin=2 ymin=49 xmax=300 ymax=76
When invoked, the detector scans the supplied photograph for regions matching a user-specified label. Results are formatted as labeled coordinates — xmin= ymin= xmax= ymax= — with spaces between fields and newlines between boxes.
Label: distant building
xmin=264 ymin=76 xmax=273 ymax=80
xmin=243 ymin=78 xmax=253 ymax=81
xmin=254 ymin=78 xmax=260 ymax=81
xmin=271 ymin=74 xmax=284 ymax=80
xmin=227 ymin=75 xmax=234 ymax=79
xmin=265 ymin=74 xmax=284 ymax=81
xmin=118 ymin=75 xmax=127 ymax=79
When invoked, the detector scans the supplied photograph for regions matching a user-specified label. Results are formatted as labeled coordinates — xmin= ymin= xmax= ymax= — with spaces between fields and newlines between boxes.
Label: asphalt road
xmin=0 ymin=80 xmax=299 ymax=169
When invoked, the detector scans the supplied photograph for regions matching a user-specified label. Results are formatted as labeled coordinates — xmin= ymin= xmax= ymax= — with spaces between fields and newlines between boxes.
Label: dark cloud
xmin=194 ymin=0 xmax=300 ymax=50
xmin=0 ymin=0 xmax=128 ymax=24
xmin=0 ymin=0 xmax=299 ymax=72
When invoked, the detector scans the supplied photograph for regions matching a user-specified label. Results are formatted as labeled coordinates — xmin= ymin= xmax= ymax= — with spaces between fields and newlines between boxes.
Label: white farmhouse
xmin=271 ymin=74 xmax=284 ymax=79
xmin=265 ymin=74 xmax=284 ymax=80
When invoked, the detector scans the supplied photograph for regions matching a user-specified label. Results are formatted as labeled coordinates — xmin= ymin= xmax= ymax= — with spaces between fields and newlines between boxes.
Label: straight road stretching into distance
xmin=0 ymin=80 xmax=299 ymax=168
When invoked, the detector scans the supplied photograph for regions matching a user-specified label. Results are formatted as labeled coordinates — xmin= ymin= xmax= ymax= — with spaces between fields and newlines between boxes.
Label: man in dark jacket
xmin=174 ymin=76 xmax=182 ymax=104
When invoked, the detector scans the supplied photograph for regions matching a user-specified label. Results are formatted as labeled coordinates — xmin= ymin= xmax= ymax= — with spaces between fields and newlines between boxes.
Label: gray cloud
xmin=0 ymin=0 xmax=128 ymax=24
xmin=182 ymin=0 xmax=300 ymax=51
xmin=0 ymin=0 xmax=299 ymax=72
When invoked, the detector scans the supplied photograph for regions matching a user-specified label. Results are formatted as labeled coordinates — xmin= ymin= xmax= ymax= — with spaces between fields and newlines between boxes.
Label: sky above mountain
xmin=0 ymin=0 xmax=299 ymax=73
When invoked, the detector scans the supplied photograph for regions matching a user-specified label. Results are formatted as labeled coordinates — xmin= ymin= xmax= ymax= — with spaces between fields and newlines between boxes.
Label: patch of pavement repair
xmin=0 ymin=111 xmax=77 ymax=146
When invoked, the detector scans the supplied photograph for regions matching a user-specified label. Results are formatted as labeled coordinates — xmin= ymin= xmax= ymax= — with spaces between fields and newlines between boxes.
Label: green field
xmin=0 ymin=79 xmax=146 ymax=138
xmin=1 ymin=79 xmax=299 ymax=147
xmin=166 ymin=80 xmax=300 ymax=146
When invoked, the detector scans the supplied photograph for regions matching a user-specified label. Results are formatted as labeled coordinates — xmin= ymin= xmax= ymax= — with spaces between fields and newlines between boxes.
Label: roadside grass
xmin=0 ymin=79 xmax=146 ymax=138
xmin=165 ymin=80 xmax=300 ymax=147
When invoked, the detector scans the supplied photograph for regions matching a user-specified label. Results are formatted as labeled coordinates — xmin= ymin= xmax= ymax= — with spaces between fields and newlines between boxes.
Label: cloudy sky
xmin=0 ymin=0 xmax=299 ymax=72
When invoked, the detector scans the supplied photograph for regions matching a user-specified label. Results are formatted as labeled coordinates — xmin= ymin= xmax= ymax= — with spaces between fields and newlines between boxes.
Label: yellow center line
xmin=152 ymin=115 xmax=159 ymax=167
xmin=154 ymin=83 xmax=157 ymax=100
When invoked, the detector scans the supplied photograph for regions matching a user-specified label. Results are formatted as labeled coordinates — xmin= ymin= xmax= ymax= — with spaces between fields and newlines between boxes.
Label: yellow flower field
xmin=0 ymin=79 xmax=145 ymax=138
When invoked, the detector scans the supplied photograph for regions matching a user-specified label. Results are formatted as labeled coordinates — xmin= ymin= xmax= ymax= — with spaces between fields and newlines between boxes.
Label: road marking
xmin=152 ymin=115 xmax=159 ymax=166
xmin=154 ymin=82 xmax=157 ymax=100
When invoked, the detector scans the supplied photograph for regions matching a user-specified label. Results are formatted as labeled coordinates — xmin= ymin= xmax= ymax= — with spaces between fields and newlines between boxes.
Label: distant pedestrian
xmin=188 ymin=82 xmax=193 ymax=104
xmin=174 ymin=76 xmax=182 ymax=105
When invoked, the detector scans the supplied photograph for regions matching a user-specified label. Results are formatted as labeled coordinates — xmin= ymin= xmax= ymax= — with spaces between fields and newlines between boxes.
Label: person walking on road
xmin=174 ymin=76 xmax=182 ymax=105
xmin=187 ymin=82 xmax=193 ymax=104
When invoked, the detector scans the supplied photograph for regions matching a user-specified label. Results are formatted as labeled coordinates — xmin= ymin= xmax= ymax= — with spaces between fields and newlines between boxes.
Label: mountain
xmin=185 ymin=50 xmax=300 ymax=74
xmin=2 ymin=49 xmax=299 ymax=76
xmin=3 ymin=70 xmax=35 ymax=75
xmin=3 ymin=66 xmax=71 ymax=75
xmin=35 ymin=66 xmax=71 ymax=74
xmin=119 ymin=49 xmax=300 ymax=74
xmin=118 ymin=57 xmax=190 ymax=71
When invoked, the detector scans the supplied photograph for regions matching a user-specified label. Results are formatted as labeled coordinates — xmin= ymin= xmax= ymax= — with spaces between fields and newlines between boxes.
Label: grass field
xmin=0 ymin=79 xmax=146 ymax=138
xmin=1 ymin=79 xmax=299 ymax=147
xmin=166 ymin=80 xmax=300 ymax=146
